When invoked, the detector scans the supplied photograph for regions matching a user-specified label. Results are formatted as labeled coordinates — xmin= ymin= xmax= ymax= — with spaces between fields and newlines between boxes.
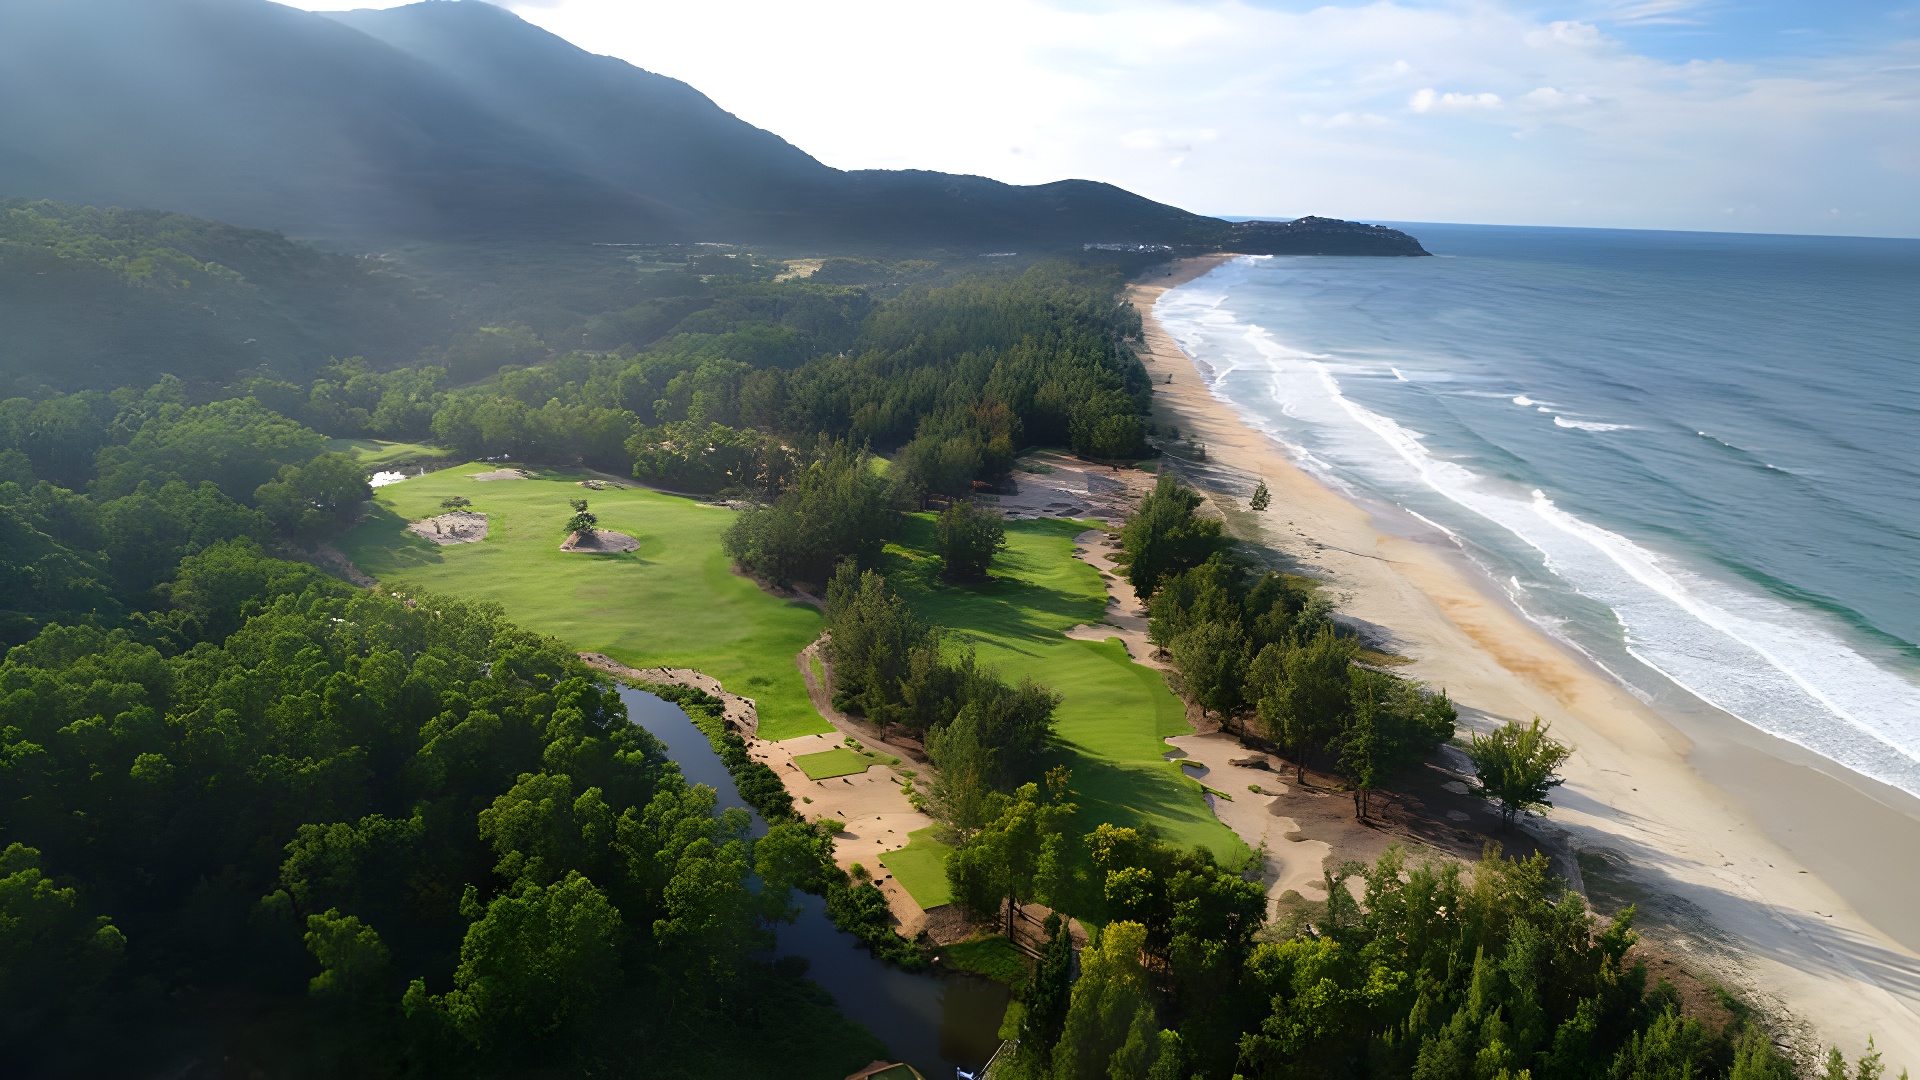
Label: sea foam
xmin=1156 ymin=266 xmax=1920 ymax=797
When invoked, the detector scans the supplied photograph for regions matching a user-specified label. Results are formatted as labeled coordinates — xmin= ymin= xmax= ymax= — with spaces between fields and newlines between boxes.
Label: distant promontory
xmin=1225 ymin=216 xmax=1432 ymax=256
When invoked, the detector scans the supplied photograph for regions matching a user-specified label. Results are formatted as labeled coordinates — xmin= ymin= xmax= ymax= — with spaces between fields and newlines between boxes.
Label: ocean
xmin=1155 ymin=224 xmax=1920 ymax=798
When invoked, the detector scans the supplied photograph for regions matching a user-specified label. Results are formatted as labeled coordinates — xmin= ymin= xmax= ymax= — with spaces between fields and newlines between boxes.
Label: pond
xmin=621 ymin=688 xmax=1010 ymax=1078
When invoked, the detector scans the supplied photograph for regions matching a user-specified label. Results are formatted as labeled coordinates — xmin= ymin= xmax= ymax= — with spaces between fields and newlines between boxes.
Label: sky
xmin=290 ymin=0 xmax=1920 ymax=237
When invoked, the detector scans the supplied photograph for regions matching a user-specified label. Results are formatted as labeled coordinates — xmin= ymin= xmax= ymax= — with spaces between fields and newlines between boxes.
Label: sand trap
xmin=470 ymin=468 xmax=529 ymax=482
xmin=576 ymin=478 xmax=625 ymax=490
xmin=407 ymin=510 xmax=488 ymax=545
xmin=560 ymin=529 xmax=639 ymax=553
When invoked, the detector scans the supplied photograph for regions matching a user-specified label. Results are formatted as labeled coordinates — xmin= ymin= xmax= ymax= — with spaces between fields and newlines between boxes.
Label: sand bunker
xmin=576 ymin=478 xmax=625 ymax=490
xmin=560 ymin=529 xmax=639 ymax=553
xmin=407 ymin=511 xmax=488 ymax=545
xmin=470 ymin=468 xmax=529 ymax=482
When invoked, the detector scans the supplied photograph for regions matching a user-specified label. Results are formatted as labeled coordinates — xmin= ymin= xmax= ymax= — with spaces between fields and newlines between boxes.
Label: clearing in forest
xmin=884 ymin=515 xmax=1246 ymax=863
xmin=337 ymin=462 xmax=833 ymax=740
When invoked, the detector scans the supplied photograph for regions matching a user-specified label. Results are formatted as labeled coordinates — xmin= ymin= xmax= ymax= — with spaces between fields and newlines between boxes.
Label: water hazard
xmin=620 ymin=687 xmax=1009 ymax=1078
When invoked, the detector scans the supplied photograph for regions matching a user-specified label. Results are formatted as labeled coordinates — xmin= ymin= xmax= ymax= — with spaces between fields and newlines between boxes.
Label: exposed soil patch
xmin=469 ymin=468 xmax=529 ymax=482
xmin=407 ymin=510 xmax=489 ymax=546
xmin=560 ymin=529 xmax=639 ymax=553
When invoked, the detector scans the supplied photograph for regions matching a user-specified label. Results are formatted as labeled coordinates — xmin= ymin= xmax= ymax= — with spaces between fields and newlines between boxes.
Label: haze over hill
xmin=0 ymin=0 xmax=1223 ymax=249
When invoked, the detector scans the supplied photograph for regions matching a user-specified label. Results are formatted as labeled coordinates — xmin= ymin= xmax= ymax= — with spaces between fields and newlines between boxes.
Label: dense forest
xmin=0 ymin=215 xmax=1837 ymax=1079
xmin=0 ymin=199 xmax=450 ymax=394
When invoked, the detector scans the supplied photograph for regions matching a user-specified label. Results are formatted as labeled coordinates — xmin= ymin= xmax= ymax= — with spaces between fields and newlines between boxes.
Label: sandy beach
xmin=1130 ymin=257 xmax=1920 ymax=1065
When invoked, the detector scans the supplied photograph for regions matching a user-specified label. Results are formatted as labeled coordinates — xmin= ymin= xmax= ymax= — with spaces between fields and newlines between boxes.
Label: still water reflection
xmin=620 ymin=688 xmax=1010 ymax=1077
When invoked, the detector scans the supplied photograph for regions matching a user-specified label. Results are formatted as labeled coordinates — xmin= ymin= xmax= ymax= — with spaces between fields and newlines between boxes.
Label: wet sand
xmin=1131 ymin=257 xmax=1920 ymax=1066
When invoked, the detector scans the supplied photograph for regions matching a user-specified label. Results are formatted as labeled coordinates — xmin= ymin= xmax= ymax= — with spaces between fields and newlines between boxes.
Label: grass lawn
xmin=941 ymin=936 xmax=1030 ymax=984
xmin=793 ymin=747 xmax=874 ymax=780
xmin=884 ymin=515 xmax=1246 ymax=863
xmin=336 ymin=462 xmax=833 ymax=740
xmin=326 ymin=438 xmax=451 ymax=467
xmin=878 ymin=826 xmax=956 ymax=909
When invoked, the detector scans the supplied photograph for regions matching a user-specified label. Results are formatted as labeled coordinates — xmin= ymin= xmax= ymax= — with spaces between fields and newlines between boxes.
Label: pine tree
xmin=1249 ymin=479 xmax=1271 ymax=512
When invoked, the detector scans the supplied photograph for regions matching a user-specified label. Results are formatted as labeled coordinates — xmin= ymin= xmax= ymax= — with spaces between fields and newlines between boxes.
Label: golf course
xmin=338 ymin=456 xmax=1243 ymax=863
xmin=336 ymin=461 xmax=833 ymax=740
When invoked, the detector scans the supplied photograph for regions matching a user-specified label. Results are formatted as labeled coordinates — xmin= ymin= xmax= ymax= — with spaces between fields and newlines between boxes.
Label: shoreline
xmin=1130 ymin=256 xmax=1920 ymax=1065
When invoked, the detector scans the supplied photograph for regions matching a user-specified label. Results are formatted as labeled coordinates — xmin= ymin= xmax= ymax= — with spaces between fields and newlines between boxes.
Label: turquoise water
xmin=1157 ymin=225 xmax=1920 ymax=796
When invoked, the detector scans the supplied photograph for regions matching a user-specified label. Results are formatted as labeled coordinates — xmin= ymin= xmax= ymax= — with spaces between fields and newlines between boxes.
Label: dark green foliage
xmin=1467 ymin=717 xmax=1574 ymax=827
xmin=723 ymin=442 xmax=893 ymax=586
xmin=825 ymin=867 xmax=927 ymax=970
xmin=240 ymin=357 xmax=448 ymax=441
xmin=945 ymin=778 xmax=1077 ymax=931
xmin=937 ymin=499 xmax=1008 ymax=581
xmin=564 ymin=498 xmax=598 ymax=536
xmin=1021 ymin=912 xmax=1074 ymax=1058
xmin=0 ymin=199 xmax=449 ymax=395
xmin=1121 ymin=472 xmax=1226 ymax=601
xmin=0 ymin=544 xmax=875 ymax=1076
xmin=254 ymin=451 xmax=373 ymax=542
xmin=649 ymin=683 xmax=797 ymax=824
xmin=825 ymin=563 xmax=1060 ymax=783
xmin=1249 ymin=480 xmax=1271 ymax=512
xmin=627 ymin=420 xmax=797 ymax=496
xmin=92 ymin=397 xmax=328 ymax=502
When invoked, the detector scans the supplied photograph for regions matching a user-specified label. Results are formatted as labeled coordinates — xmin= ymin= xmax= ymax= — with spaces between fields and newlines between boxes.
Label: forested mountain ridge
xmin=0 ymin=0 xmax=1220 ymax=249
xmin=0 ymin=199 xmax=451 ymax=394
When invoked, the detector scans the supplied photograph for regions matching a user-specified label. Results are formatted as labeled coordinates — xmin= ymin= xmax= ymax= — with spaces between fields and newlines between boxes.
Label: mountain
xmin=0 ymin=197 xmax=451 ymax=393
xmin=0 ymin=0 xmax=1221 ymax=249
xmin=1228 ymin=216 xmax=1431 ymax=256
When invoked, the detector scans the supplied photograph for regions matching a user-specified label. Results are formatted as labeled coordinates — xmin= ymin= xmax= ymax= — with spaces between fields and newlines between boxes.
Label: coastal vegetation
xmin=0 ymin=542 xmax=881 ymax=1076
xmin=0 ymin=195 xmax=1860 ymax=1076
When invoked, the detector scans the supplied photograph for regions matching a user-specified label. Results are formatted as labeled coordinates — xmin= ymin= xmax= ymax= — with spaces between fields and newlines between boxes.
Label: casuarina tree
xmin=1466 ymin=716 xmax=1572 ymax=827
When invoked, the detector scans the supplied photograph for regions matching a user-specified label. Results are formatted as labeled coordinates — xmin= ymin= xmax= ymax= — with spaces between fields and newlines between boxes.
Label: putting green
xmin=336 ymin=462 xmax=833 ymax=740
xmin=884 ymin=515 xmax=1246 ymax=863
xmin=879 ymin=826 xmax=955 ymax=909
xmin=793 ymin=747 xmax=873 ymax=780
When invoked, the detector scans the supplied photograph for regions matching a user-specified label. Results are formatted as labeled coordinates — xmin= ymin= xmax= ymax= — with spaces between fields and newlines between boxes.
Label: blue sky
xmin=294 ymin=0 xmax=1920 ymax=236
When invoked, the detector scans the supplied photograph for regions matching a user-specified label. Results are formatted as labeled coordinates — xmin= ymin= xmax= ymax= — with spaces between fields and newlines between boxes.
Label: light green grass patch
xmin=941 ymin=935 xmax=1030 ymax=984
xmin=326 ymin=438 xmax=450 ymax=467
xmin=337 ymin=462 xmax=832 ymax=740
xmin=793 ymin=747 xmax=874 ymax=780
xmin=879 ymin=826 xmax=955 ymax=909
xmin=884 ymin=515 xmax=1245 ymax=863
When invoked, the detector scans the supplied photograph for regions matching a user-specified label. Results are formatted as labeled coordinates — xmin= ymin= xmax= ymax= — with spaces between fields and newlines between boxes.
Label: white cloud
xmin=1409 ymin=88 xmax=1505 ymax=112
xmin=282 ymin=0 xmax=1920 ymax=236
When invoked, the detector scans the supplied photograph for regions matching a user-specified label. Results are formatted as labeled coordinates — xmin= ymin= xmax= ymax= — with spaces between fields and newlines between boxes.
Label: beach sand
xmin=1131 ymin=257 xmax=1920 ymax=1065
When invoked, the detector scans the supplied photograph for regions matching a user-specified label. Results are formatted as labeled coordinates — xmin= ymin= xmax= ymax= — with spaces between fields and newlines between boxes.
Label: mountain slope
xmin=0 ymin=0 xmax=1221 ymax=248
xmin=0 ymin=0 xmax=689 ymax=243
xmin=0 ymin=198 xmax=452 ymax=393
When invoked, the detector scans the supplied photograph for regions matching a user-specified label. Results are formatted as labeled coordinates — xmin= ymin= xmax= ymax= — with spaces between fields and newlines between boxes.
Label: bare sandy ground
xmin=560 ymin=529 xmax=639 ymax=553
xmin=581 ymin=651 xmax=937 ymax=933
xmin=1132 ymin=257 xmax=1920 ymax=1066
xmin=407 ymin=510 xmax=488 ymax=546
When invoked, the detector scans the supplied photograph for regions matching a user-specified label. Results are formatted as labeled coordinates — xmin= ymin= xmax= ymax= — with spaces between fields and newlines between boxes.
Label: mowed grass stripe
xmin=337 ymin=463 xmax=833 ymax=740
xmin=884 ymin=515 xmax=1245 ymax=863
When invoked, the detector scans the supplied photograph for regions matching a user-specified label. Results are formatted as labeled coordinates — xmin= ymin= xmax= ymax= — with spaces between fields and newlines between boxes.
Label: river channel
xmin=620 ymin=687 xmax=1010 ymax=1078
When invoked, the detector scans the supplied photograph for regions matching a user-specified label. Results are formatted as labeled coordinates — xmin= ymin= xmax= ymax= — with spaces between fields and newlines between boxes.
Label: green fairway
xmin=884 ymin=515 xmax=1246 ymax=863
xmin=336 ymin=463 xmax=833 ymax=740
xmin=879 ymin=826 xmax=956 ymax=909
xmin=941 ymin=935 xmax=1030 ymax=984
xmin=793 ymin=747 xmax=873 ymax=780
xmin=326 ymin=437 xmax=451 ymax=467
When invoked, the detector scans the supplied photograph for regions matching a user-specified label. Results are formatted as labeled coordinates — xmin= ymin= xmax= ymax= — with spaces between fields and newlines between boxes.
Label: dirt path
xmin=584 ymin=649 xmax=937 ymax=936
